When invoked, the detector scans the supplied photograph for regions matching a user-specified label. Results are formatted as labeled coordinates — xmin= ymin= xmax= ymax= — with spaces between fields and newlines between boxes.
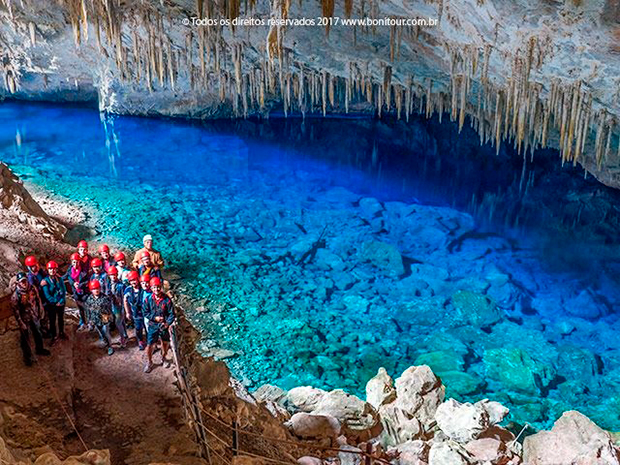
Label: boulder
xmin=451 ymin=290 xmax=502 ymax=327
xmin=338 ymin=445 xmax=363 ymax=465
xmin=359 ymin=197 xmax=384 ymax=217
xmin=483 ymin=348 xmax=555 ymax=395
xmin=366 ymin=367 xmax=397 ymax=409
xmin=564 ymin=291 xmax=606 ymax=320
xmin=311 ymin=390 xmax=381 ymax=442
xmin=254 ymin=384 xmax=288 ymax=405
xmin=360 ymin=241 xmax=405 ymax=276
xmin=286 ymin=412 xmax=341 ymax=439
xmin=286 ymin=386 xmax=328 ymax=412
xmin=393 ymin=366 xmax=445 ymax=433
xmin=435 ymin=399 xmax=509 ymax=444
xmin=428 ymin=441 xmax=473 ymax=465
xmin=464 ymin=438 xmax=520 ymax=464
xmin=414 ymin=351 xmax=464 ymax=374
xmin=393 ymin=440 xmax=430 ymax=465
xmin=438 ymin=372 xmax=483 ymax=397
xmin=523 ymin=411 xmax=620 ymax=465
xmin=297 ymin=457 xmax=323 ymax=465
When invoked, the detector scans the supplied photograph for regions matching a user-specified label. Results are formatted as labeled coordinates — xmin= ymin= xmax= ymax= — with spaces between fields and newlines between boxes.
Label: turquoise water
xmin=2 ymin=101 xmax=620 ymax=431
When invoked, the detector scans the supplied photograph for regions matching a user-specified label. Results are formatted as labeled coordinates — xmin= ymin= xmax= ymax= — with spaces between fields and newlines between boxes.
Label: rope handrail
xmin=169 ymin=320 xmax=394 ymax=465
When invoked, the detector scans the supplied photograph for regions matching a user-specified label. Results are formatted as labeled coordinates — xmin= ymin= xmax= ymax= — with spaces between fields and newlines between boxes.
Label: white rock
xmin=428 ymin=441 xmax=473 ymax=465
xmin=311 ymin=389 xmax=381 ymax=442
xmin=435 ymin=400 xmax=486 ymax=444
xmin=287 ymin=386 xmax=328 ymax=412
xmin=366 ymin=367 xmax=397 ymax=409
xmin=286 ymin=412 xmax=341 ymax=439
xmin=523 ymin=411 xmax=620 ymax=465
xmin=394 ymin=440 xmax=430 ymax=465
xmin=338 ymin=445 xmax=363 ymax=465
xmin=297 ymin=456 xmax=323 ymax=465
xmin=393 ymin=366 xmax=445 ymax=433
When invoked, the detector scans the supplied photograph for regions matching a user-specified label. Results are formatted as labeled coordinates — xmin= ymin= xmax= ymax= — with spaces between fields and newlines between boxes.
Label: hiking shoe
xmin=138 ymin=341 xmax=146 ymax=351
xmin=143 ymin=363 xmax=153 ymax=373
xmin=120 ymin=339 xmax=127 ymax=349
xmin=163 ymin=358 xmax=172 ymax=369
xmin=107 ymin=347 xmax=114 ymax=356
xmin=36 ymin=349 xmax=51 ymax=356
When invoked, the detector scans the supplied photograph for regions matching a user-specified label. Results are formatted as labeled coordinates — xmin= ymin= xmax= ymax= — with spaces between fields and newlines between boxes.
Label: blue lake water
xmin=2 ymin=101 xmax=620 ymax=431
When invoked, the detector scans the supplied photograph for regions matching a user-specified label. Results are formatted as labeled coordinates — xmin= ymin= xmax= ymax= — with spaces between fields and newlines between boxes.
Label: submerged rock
xmin=451 ymin=290 xmax=502 ymax=327
xmin=483 ymin=348 xmax=555 ymax=395
xmin=359 ymin=241 xmax=405 ymax=276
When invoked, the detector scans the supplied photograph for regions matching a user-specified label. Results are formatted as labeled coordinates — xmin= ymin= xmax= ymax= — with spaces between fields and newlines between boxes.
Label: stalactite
xmin=426 ymin=78 xmax=433 ymax=119
xmin=321 ymin=0 xmax=334 ymax=34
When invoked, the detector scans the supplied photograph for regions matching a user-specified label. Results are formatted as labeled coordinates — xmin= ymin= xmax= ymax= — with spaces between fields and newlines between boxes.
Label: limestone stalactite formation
xmin=1 ymin=0 xmax=620 ymax=187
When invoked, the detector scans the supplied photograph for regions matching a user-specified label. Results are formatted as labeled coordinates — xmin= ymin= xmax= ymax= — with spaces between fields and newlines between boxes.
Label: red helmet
xmin=138 ymin=250 xmax=150 ymax=260
xmin=107 ymin=266 xmax=118 ymax=275
xmin=114 ymin=251 xmax=125 ymax=261
xmin=47 ymin=261 xmax=58 ymax=269
xmin=127 ymin=271 xmax=139 ymax=282
xmin=149 ymin=277 xmax=162 ymax=287
xmin=91 ymin=258 xmax=102 ymax=267
xmin=139 ymin=274 xmax=151 ymax=283
xmin=98 ymin=244 xmax=110 ymax=253
xmin=77 ymin=240 xmax=88 ymax=249
xmin=88 ymin=280 xmax=101 ymax=290
xmin=25 ymin=256 xmax=38 ymax=267
xmin=70 ymin=252 xmax=81 ymax=261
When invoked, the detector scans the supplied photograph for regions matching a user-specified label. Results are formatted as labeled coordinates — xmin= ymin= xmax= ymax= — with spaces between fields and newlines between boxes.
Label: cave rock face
xmin=1 ymin=1 xmax=620 ymax=187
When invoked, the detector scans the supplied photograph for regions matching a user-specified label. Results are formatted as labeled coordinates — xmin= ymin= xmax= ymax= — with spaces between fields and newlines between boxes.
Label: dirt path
xmin=0 ymin=313 xmax=205 ymax=465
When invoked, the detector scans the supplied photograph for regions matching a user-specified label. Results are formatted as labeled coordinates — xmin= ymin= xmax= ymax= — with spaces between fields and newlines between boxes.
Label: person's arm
xmin=11 ymin=293 xmax=26 ymax=330
xmin=165 ymin=300 xmax=175 ymax=327
xmin=33 ymin=287 xmax=44 ymax=321
xmin=41 ymin=279 xmax=55 ymax=304
xmin=123 ymin=293 xmax=131 ymax=320
xmin=131 ymin=250 xmax=141 ymax=269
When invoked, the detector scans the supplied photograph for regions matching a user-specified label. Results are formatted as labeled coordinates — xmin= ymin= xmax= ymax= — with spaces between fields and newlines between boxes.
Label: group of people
xmin=11 ymin=234 xmax=175 ymax=373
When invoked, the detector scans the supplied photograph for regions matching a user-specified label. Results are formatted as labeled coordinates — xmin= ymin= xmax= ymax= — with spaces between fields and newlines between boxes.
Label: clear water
xmin=2 ymin=101 xmax=620 ymax=431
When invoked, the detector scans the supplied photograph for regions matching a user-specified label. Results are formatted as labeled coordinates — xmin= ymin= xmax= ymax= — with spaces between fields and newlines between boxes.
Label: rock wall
xmin=1 ymin=1 xmax=620 ymax=188
xmin=0 ymin=163 xmax=73 ymax=292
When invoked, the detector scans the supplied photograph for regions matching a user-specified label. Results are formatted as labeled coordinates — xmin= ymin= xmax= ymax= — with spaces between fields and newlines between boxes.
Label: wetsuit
xmin=41 ymin=275 xmax=66 ymax=339
xmin=85 ymin=294 xmax=113 ymax=347
xmin=65 ymin=265 xmax=89 ymax=326
xmin=109 ymin=280 xmax=127 ymax=343
xmin=124 ymin=286 xmax=145 ymax=347
xmin=11 ymin=284 xmax=45 ymax=364
xmin=144 ymin=293 xmax=175 ymax=345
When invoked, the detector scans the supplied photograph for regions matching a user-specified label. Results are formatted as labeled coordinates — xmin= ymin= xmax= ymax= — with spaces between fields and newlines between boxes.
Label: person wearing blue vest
xmin=124 ymin=271 xmax=146 ymax=350
xmin=107 ymin=266 xmax=127 ymax=348
xmin=40 ymin=261 xmax=66 ymax=344
xmin=143 ymin=277 xmax=175 ymax=373
xmin=25 ymin=256 xmax=48 ymax=290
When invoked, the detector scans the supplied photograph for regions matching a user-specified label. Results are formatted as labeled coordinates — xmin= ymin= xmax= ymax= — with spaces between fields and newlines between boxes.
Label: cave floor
xmin=0 ymin=311 xmax=205 ymax=465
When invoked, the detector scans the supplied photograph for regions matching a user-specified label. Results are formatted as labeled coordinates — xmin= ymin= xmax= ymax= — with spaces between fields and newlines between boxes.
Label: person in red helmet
xmin=11 ymin=272 xmax=50 ymax=366
xmin=25 ymin=256 xmax=48 ymax=291
xmin=107 ymin=267 xmax=127 ymax=348
xmin=89 ymin=258 xmax=109 ymax=295
xmin=143 ymin=277 xmax=175 ymax=373
xmin=85 ymin=280 xmax=114 ymax=356
xmin=77 ymin=240 xmax=92 ymax=273
xmin=24 ymin=255 xmax=49 ymax=336
xmin=124 ymin=271 xmax=146 ymax=350
xmin=132 ymin=234 xmax=165 ymax=270
xmin=64 ymin=252 xmax=89 ymax=329
xmin=41 ymin=261 xmax=67 ymax=344
xmin=114 ymin=252 xmax=131 ymax=283
xmin=98 ymin=244 xmax=116 ymax=271
xmin=136 ymin=250 xmax=162 ymax=280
